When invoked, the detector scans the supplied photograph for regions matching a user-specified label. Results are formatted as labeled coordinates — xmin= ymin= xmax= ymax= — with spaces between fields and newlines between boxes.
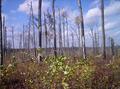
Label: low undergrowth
xmin=0 ymin=56 xmax=120 ymax=89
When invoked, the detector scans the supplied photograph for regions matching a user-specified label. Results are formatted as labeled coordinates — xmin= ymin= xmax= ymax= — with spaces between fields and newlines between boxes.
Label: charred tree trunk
xmin=38 ymin=0 xmax=42 ymax=61
xmin=58 ymin=9 xmax=63 ymax=55
xmin=52 ymin=0 xmax=57 ymax=57
xmin=28 ymin=24 xmax=31 ymax=52
xmin=77 ymin=0 xmax=86 ymax=59
xmin=3 ymin=26 xmax=7 ymax=56
xmin=31 ymin=2 xmax=37 ymax=57
xmin=71 ymin=33 xmax=74 ymax=51
xmin=77 ymin=24 xmax=81 ymax=51
xmin=44 ymin=13 xmax=48 ymax=55
xmin=2 ymin=16 xmax=7 ymax=58
xmin=94 ymin=32 xmax=98 ymax=55
xmin=101 ymin=0 xmax=106 ymax=59
xmin=0 ymin=0 xmax=3 ymax=65
xmin=12 ymin=27 xmax=15 ymax=51
xmin=23 ymin=25 xmax=25 ymax=49
xmin=110 ymin=37 xmax=115 ymax=58
xmin=96 ymin=32 xmax=100 ymax=55
xmin=62 ymin=15 xmax=65 ymax=53
xmin=90 ymin=28 xmax=95 ymax=55
xmin=19 ymin=34 xmax=22 ymax=49
xmin=65 ymin=17 xmax=69 ymax=55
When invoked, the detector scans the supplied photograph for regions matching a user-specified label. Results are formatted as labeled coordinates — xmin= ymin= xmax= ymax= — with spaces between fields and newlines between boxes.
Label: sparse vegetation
xmin=0 ymin=56 xmax=120 ymax=89
xmin=0 ymin=0 xmax=120 ymax=89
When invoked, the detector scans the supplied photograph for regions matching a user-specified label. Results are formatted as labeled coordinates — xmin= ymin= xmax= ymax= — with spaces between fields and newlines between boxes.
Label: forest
xmin=0 ymin=0 xmax=120 ymax=89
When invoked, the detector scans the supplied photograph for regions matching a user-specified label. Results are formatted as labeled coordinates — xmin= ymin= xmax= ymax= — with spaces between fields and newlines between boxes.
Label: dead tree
xmin=77 ymin=0 xmax=86 ymax=59
xmin=58 ymin=9 xmax=63 ymax=55
xmin=3 ymin=16 xmax=7 ymax=57
xmin=63 ymin=12 xmax=70 ymax=50
xmin=71 ymin=33 xmax=75 ymax=51
xmin=12 ymin=27 xmax=15 ymax=50
xmin=0 ymin=0 xmax=3 ymax=65
xmin=96 ymin=31 xmax=100 ymax=55
xmin=44 ymin=13 xmax=48 ymax=55
xmin=19 ymin=34 xmax=22 ymax=49
xmin=94 ymin=31 xmax=98 ymax=55
xmin=52 ymin=0 xmax=57 ymax=57
xmin=100 ymin=0 xmax=106 ymax=59
xmin=28 ymin=24 xmax=31 ymax=52
xmin=110 ymin=37 xmax=115 ymax=58
xmin=90 ymin=28 xmax=95 ymax=55
xmin=65 ymin=15 xmax=70 ymax=55
xmin=75 ymin=16 xmax=81 ymax=49
xmin=30 ymin=2 xmax=37 ymax=57
xmin=46 ymin=10 xmax=54 ymax=51
xmin=62 ymin=10 xmax=66 ymax=50
xmin=3 ymin=26 xmax=7 ymax=56
xmin=23 ymin=25 xmax=25 ymax=49
xmin=38 ymin=0 xmax=42 ymax=61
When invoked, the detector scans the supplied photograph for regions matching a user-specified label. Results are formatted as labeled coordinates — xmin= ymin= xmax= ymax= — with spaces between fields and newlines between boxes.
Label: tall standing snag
xmin=38 ymin=0 xmax=42 ymax=61
xmin=30 ymin=2 xmax=37 ymax=57
xmin=100 ymin=0 xmax=106 ymax=59
xmin=11 ymin=26 xmax=15 ymax=55
xmin=3 ymin=17 xmax=7 ymax=57
xmin=110 ymin=37 xmax=115 ymax=58
xmin=52 ymin=0 xmax=57 ymax=57
xmin=77 ymin=0 xmax=86 ymax=59
xmin=58 ymin=9 xmax=63 ymax=55
xmin=0 ymin=0 xmax=3 ymax=65
xmin=44 ymin=13 xmax=48 ymax=55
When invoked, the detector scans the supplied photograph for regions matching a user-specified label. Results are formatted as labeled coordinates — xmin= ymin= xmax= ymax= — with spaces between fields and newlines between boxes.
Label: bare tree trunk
xmin=110 ymin=37 xmax=115 ymax=58
xmin=94 ymin=31 xmax=98 ymax=55
xmin=23 ymin=25 xmax=25 ymax=49
xmin=4 ymin=26 xmax=7 ymax=56
xmin=31 ymin=2 xmax=37 ymax=57
xmin=96 ymin=31 xmax=100 ymax=55
xmin=12 ymin=27 xmax=15 ymax=51
xmin=0 ymin=0 xmax=3 ymax=65
xmin=44 ymin=13 xmax=48 ymax=55
xmin=52 ymin=0 xmax=57 ymax=57
xmin=77 ymin=0 xmax=86 ymax=59
xmin=38 ymin=0 xmax=42 ymax=61
xmin=19 ymin=34 xmax=22 ymax=49
xmin=66 ymin=17 xmax=69 ymax=56
xmin=71 ymin=33 xmax=74 ymax=50
xmin=28 ymin=24 xmax=30 ymax=52
xmin=90 ymin=28 xmax=95 ymax=55
xmin=22 ymin=25 xmax=25 ymax=60
xmin=62 ymin=16 xmax=65 ymax=53
xmin=77 ymin=25 xmax=81 ymax=51
xmin=101 ymin=0 xmax=106 ymax=59
xmin=58 ymin=9 xmax=63 ymax=55
xmin=2 ymin=16 xmax=6 ymax=58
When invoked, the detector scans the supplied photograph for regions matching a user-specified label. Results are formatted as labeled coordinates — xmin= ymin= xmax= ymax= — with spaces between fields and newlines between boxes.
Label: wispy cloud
xmin=18 ymin=0 xmax=51 ymax=15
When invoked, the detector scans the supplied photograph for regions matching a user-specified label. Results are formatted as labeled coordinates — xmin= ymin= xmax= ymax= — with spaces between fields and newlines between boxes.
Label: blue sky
xmin=2 ymin=0 xmax=120 ymax=48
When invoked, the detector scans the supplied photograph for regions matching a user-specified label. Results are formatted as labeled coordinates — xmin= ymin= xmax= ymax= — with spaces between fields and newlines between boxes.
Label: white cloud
xmin=85 ymin=0 xmax=120 ymax=25
xmin=86 ymin=8 xmax=100 ymax=18
xmin=105 ymin=21 xmax=120 ymax=30
xmin=18 ymin=0 xmax=51 ymax=15
xmin=85 ymin=7 xmax=100 ymax=25
xmin=105 ymin=1 xmax=120 ymax=16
